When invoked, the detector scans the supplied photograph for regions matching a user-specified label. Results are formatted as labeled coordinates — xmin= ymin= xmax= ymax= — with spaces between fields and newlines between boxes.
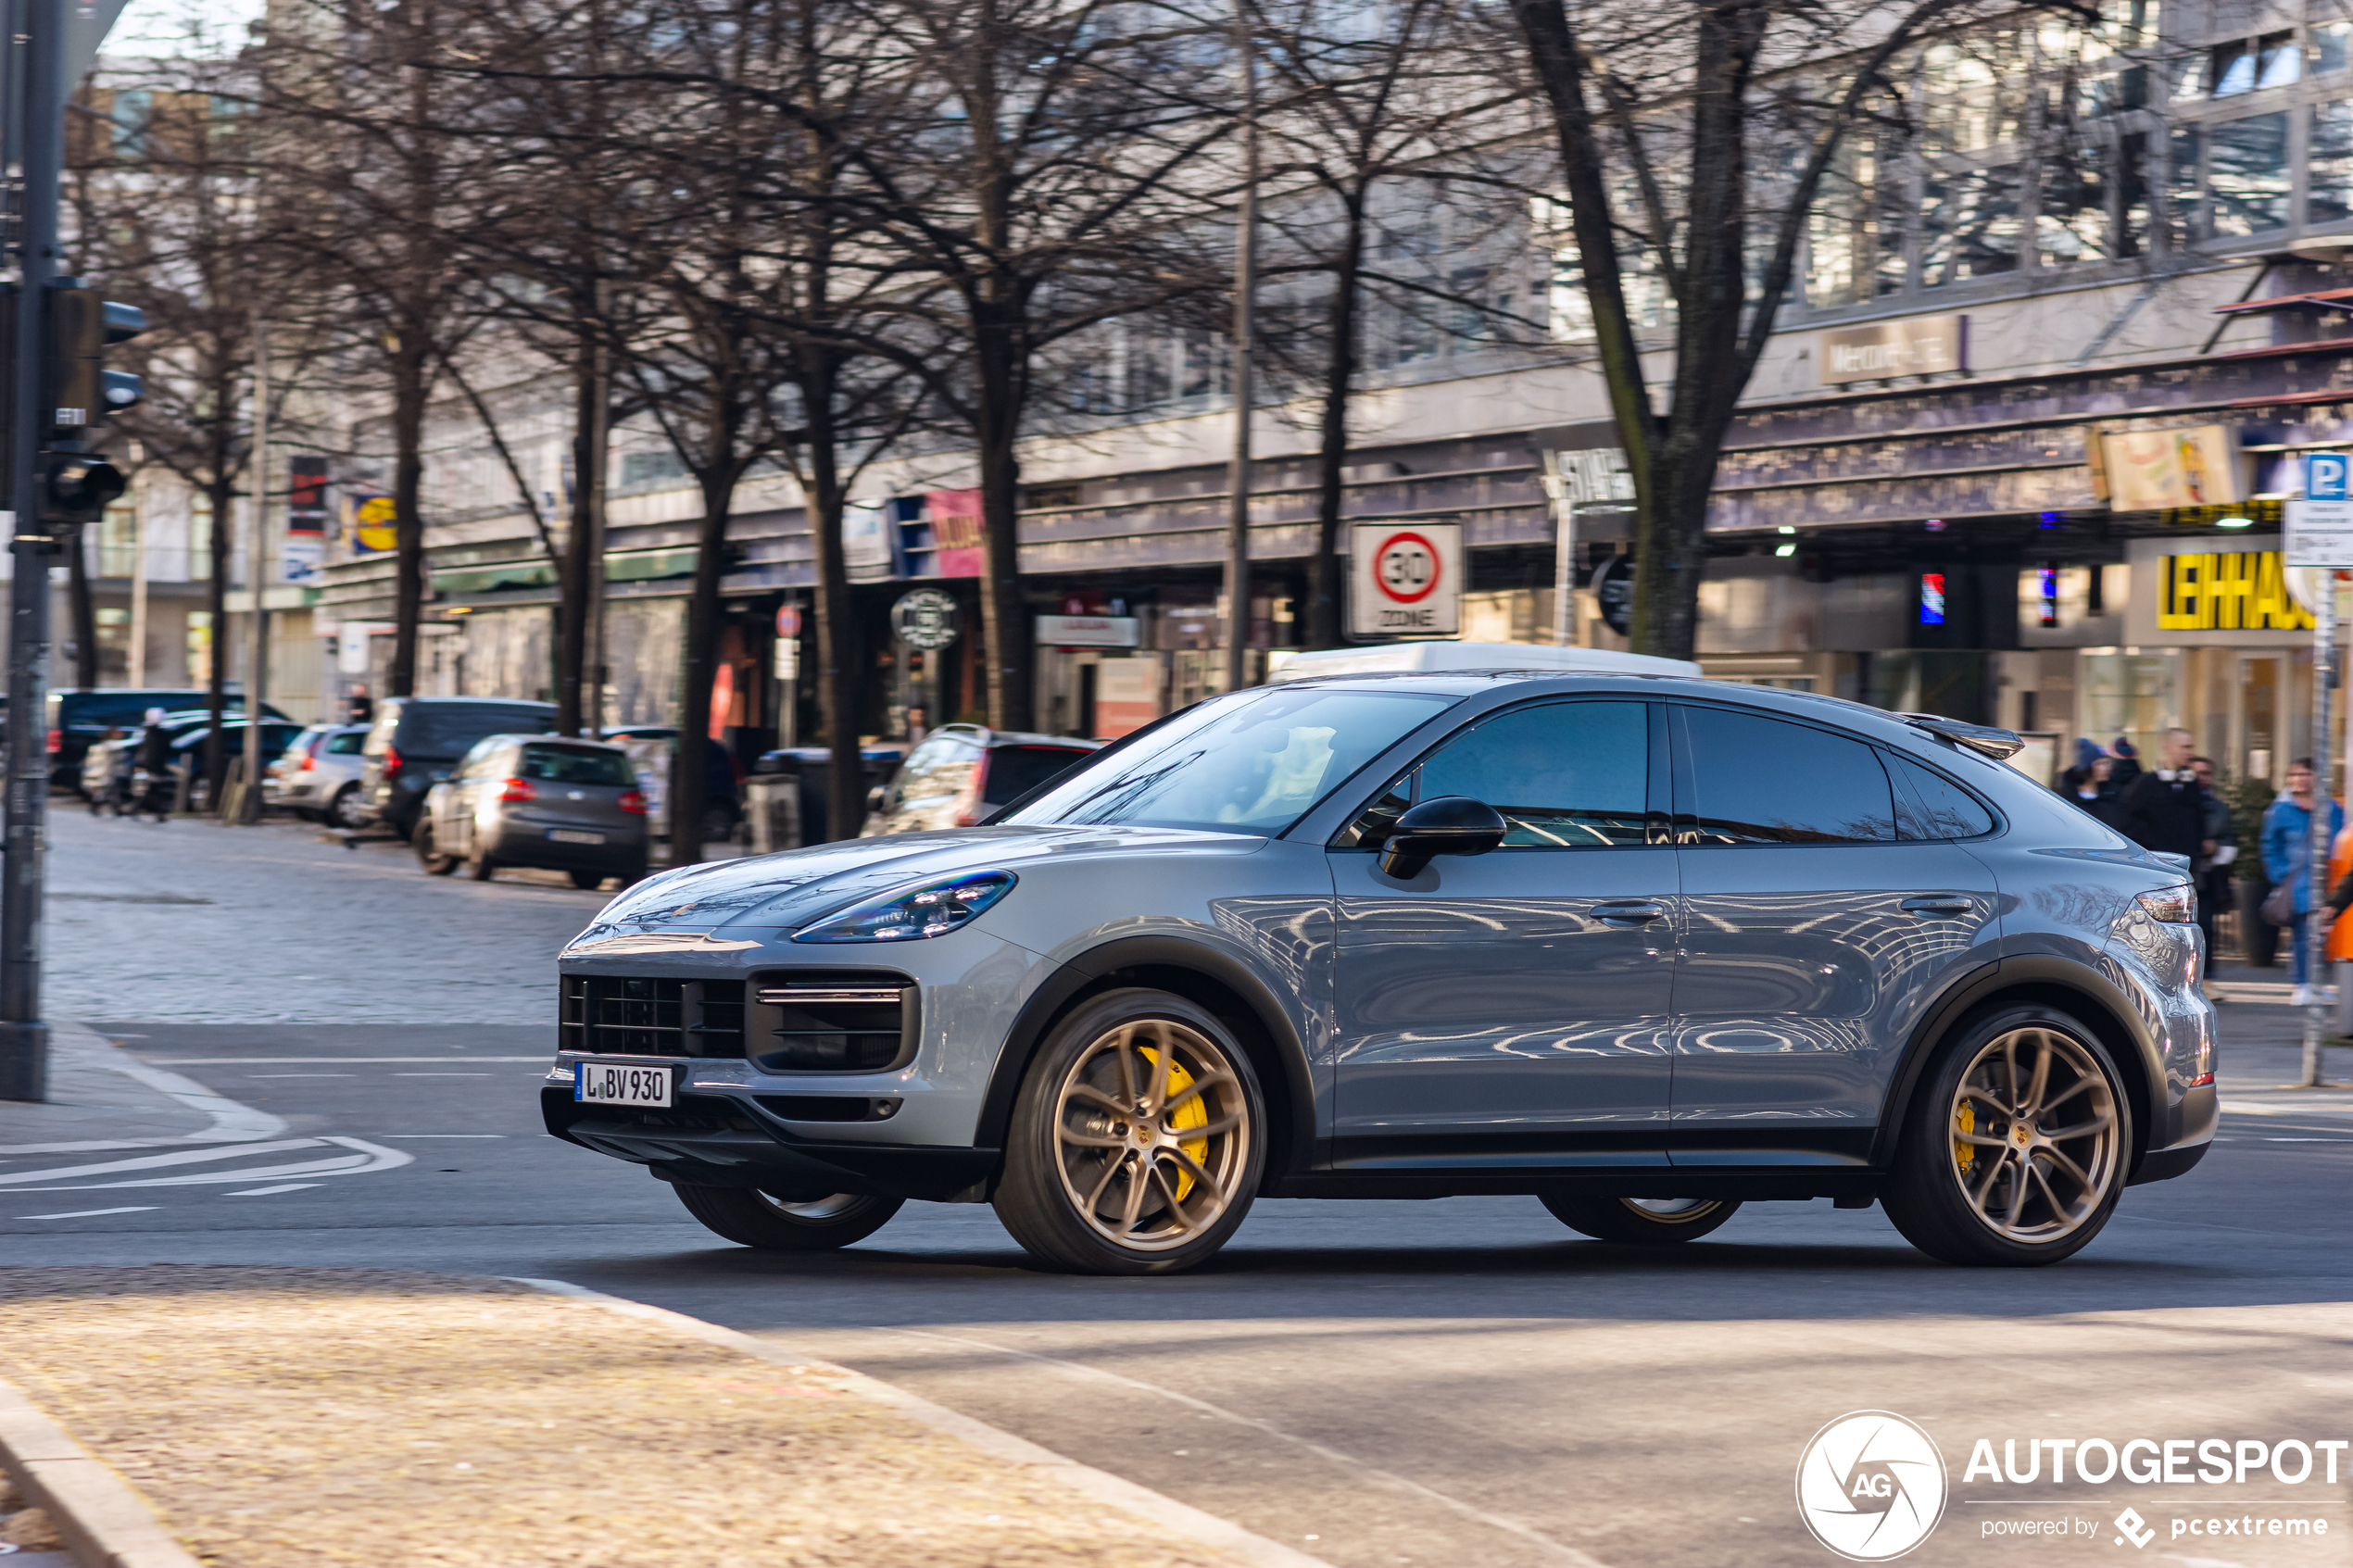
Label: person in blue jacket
xmin=2261 ymin=758 xmax=2346 ymax=1003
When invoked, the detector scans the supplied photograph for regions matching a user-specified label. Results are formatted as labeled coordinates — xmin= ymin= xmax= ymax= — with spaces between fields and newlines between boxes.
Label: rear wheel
xmin=464 ymin=845 xmax=497 ymax=881
xmin=414 ymin=822 xmax=457 ymax=875
xmin=568 ymin=869 xmax=609 ymax=891
xmin=673 ymin=1184 xmax=903 ymax=1250
xmin=993 ymin=989 xmax=1265 ymax=1275
xmin=326 ymin=784 xmax=364 ymax=829
xmin=1881 ymin=1005 xmax=2129 ymax=1267
xmin=1541 ymin=1194 xmax=1741 ymax=1243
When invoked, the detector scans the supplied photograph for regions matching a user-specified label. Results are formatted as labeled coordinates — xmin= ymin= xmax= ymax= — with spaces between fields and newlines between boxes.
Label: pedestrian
xmin=2260 ymin=758 xmax=2345 ymax=1005
xmin=132 ymin=707 xmax=174 ymax=822
xmin=2059 ymin=736 xmax=2106 ymax=794
xmin=2121 ymin=728 xmax=2211 ymax=865
xmin=2188 ymin=756 xmax=2235 ymax=968
xmin=2063 ymin=754 xmax=2128 ymax=831
xmin=2108 ymin=735 xmax=2143 ymax=792
xmin=346 ymin=684 xmax=373 ymax=725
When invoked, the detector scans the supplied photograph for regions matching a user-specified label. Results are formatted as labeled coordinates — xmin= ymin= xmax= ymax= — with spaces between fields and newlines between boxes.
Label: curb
xmin=0 ymin=1377 xmax=201 ymax=1568
xmin=0 ymin=1022 xmax=287 ymax=1157
xmin=511 ymin=1277 xmax=1341 ymax=1568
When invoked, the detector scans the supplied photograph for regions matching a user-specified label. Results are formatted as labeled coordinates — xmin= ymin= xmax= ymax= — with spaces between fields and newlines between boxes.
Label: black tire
xmin=326 ymin=785 xmax=364 ymax=830
xmin=414 ymin=822 xmax=457 ymax=875
xmin=1541 ymin=1193 xmax=1741 ymax=1243
xmin=569 ymin=869 xmax=609 ymax=891
xmin=464 ymin=846 xmax=497 ymax=881
xmin=1881 ymin=1004 xmax=2132 ymax=1268
xmin=993 ymin=988 xmax=1265 ymax=1275
xmin=673 ymin=1184 xmax=903 ymax=1250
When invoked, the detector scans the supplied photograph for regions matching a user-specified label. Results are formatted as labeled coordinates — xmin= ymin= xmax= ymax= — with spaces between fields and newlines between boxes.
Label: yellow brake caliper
xmin=1139 ymin=1047 xmax=1210 ymax=1200
xmin=1955 ymin=1099 xmax=1975 ymax=1176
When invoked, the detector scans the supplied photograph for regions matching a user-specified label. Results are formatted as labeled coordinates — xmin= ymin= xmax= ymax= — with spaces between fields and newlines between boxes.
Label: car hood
xmin=562 ymin=824 xmax=1263 ymax=956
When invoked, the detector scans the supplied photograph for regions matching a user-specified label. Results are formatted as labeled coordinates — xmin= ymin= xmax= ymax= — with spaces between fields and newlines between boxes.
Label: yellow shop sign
xmin=2157 ymin=549 xmax=2313 ymax=632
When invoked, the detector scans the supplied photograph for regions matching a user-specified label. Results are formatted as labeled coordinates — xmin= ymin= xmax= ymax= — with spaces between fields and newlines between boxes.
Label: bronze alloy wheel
xmin=1947 ymin=1025 xmax=2120 ymax=1244
xmin=994 ymin=989 xmax=1266 ymax=1274
xmin=1882 ymin=1004 xmax=2131 ymax=1267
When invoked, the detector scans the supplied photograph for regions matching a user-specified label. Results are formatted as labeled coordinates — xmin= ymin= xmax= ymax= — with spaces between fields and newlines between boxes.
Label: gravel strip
xmin=0 ymin=1266 xmax=1249 ymax=1568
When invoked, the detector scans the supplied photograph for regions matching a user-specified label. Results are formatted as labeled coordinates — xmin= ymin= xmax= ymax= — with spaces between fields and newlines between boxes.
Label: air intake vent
xmin=750 ymin=972 xmax=915 ymax=1073
xmin=560 ymin=975 xmax=747 ymax=1057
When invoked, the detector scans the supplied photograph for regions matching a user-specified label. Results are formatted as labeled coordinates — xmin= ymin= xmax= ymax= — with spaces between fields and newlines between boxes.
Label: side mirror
xmin=1379 ymin=795 xmax=1507 ymax=879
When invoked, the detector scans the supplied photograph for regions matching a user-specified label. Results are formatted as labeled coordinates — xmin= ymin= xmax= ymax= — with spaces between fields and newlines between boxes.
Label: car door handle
xmin=1902 ymin=896 xmax=1976 ymax=917
xmin=1592 ymin=900 xmax=1667 ymax=922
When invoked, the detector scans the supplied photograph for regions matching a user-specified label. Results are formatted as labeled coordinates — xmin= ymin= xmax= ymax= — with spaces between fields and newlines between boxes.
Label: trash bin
xmin=745 ymin=773 xmax=801 ymax=856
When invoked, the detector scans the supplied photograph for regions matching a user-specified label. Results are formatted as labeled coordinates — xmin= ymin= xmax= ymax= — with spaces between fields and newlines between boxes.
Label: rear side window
xmin=325 ymin=731 xmax=366 ymax=756
xmin=518 ymin=744 xmax=635 ymax=786
xmin=1680 ymin=706 xmax=1895 ymax=845
xmin=981 ymin=746 xmax=1091 ymax=804
xmin=1890 ymin=754 xmax=1996 ymax=839
xmin=1413 ymin=700 xmax=1652 ymax=847
xmin=394 ymin=703 xmax=554 ymax=757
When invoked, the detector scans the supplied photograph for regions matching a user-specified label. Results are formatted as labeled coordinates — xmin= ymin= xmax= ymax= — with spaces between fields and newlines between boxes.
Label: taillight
xmin=618 ymin=789 xmax=648 ymax=814
xmin=44 ymin=729 xmax=60 ymax=755
xmin=384 ymin=745 xmax=403 ymax=774
xmin=497 ymin=777 xmax=536 ymax=803
xmin=298 ymin=752 xmax=317 ymax=771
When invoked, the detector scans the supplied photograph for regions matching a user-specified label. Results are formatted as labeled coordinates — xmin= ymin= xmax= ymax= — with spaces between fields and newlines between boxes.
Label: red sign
xmin=1371 ymin=530 xmax=1442 ymax=604
xmin=774 ymin=605 xmax=801 ymax=638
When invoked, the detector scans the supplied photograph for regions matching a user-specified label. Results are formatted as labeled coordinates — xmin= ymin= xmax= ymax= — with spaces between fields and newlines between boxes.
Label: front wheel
xmin=464 ymin=846 xmax=497 ymax=881
xmin=673 ymin=1185 xmax=903 ymax=1250
xmin=1881 ymin=1005 xmax=2130 ymax=1267
xmin=1541 ymin=1194 xmax=1741 ymax=1243
xmin=326 ymin=785 xmax=365 ymax=830
xmin=993 ymin=988 xmax=1265 ymax=1275
xmin=415 ymin=822 xmax=457 ymax=875
xmin=569 ymin=869 xmax=609 ymax=891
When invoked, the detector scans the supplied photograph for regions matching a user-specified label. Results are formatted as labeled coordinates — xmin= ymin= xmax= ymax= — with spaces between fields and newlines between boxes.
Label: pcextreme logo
xmin=1795 ymin=1411 xmax=1950 ymax=1562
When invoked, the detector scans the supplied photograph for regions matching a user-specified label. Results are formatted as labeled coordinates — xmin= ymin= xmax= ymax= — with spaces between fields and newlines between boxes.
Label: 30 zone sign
xmin=1350 ymin=521 xmax=1463 ymax=638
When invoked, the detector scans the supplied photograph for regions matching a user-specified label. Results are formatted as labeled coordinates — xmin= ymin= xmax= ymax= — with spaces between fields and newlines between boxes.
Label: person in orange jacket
xmin=2325 ymin=820 xmax=2353 ymax=963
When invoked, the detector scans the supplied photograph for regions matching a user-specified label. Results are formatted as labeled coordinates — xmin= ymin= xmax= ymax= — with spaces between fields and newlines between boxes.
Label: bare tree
xmin=1503 ymin=0 xmax=2068 ymax=659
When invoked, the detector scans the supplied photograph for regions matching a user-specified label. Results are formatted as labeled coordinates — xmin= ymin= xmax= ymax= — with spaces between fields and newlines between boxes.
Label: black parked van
xmin=45 ymin=688 xmax=286 ymax=792
xmin=355 ymin=696 xmax=558 ymax=838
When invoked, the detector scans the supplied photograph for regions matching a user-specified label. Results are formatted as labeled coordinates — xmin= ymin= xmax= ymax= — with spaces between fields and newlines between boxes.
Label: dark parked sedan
xmin=417 ymin=734 xmax=648 ymax=887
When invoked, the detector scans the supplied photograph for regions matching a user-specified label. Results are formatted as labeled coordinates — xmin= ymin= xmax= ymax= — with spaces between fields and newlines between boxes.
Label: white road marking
xmin=146 ymin=1056 xmax=551 ymax=1064
xmin=225 ymin=1184 xmax=321 ymax=1197
xmin=0 ymin=1138 xmax=325 ymax=1187
xmin=23 ymin=1136 xmax=415 ymax=1191
xmin=394 ymin=1073 xmax=491 ymax=1077
xmin=248 ymin=1073 xmax=353 ymax=1078
xmin=21 ymin=1207 xmax=158 ymax=1220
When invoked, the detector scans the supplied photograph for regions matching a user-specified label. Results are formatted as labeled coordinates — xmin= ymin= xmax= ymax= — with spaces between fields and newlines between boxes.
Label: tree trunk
xmin=1305 ymin=194 xmax=1367 ymax=651
xmin=671 ymin=468 xmax=735 ymax=864
xmin=67 ymin=527 xmax=98 ymax=689
xmin=972 ymin=307 xmax=1031 ymax=732
xmin=555 ymin=321 xmax=601 ymax=735
xmin=800 ymin=360 xmax=862 ymax=846
xmin=387 ymin=343 xmax=430 ymax=696
xmin=204 ymin=475 xmax=233 ymax=809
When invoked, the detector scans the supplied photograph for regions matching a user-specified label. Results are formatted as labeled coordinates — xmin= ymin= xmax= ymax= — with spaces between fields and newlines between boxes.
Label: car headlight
xmin=792 ymin=871 xmax=1016 ymax=944
xmin=2136 ymin=884 xmax=2196 ymax=923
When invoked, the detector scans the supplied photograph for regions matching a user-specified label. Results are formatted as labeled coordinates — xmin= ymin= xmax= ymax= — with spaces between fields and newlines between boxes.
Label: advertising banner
xmin=924 ymin=488 xmax=985 ymax=578
xmin=2101 ymin=425 xmax=2246 ymax=510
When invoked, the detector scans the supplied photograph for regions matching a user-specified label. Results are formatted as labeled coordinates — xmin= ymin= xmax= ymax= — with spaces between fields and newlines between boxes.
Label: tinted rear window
xmin=393 ymin=704 xmax=554 ymax=758
xmin=1892 ymin=754 xmax=1996 ymax=839
xmin=55 ymin=692 xmax=213 ymax=727
xmin=518 ymin=744 xmax=634 ymax=786
xmin=1682 ymin=706 xmax=1896 ymax=845
xmin=981 ymin=746 xmax=1091 ymax=804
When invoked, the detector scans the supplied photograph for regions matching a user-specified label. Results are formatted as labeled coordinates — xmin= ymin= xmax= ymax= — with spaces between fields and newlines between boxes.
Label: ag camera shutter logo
xmin=1795 ymin=1411 xmax=1948 ymax=1561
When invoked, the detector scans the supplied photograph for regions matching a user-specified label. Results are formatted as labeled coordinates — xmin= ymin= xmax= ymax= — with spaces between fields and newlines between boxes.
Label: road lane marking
xmin=878 ymin=1327 xmax=1611 ymax=1568
xmin=225 ymin=1184 xmax=321 ymax=1197
xmin=0 ymin=1138 xmax=326 ymax=1186
xmin=20 ymin=1207 xmax=157 ymax=1220
xmin=248 ymin=1073 xmax=353 ymax=1078
xmin=379 ymin=1135 xmax=505 ymax=1139
xmin=395 ymin=1073 xmax=492 ymax=1077
xmin=21 ymin=1137 xmax=416 ymax=1191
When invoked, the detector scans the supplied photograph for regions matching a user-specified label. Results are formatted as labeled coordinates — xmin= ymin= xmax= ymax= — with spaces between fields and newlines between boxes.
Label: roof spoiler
xmin=1897 ymin=713 xmax=2023 ymax=760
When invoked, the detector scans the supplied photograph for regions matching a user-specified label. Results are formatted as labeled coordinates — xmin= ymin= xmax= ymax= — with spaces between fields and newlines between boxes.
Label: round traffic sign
xmin=774 ymin=604 xmax=802 ymax=638
xmin=1371 ymin=530 xmax=1442 ymax=604
xmin=890 ymin=588 xmax=960 ymax=650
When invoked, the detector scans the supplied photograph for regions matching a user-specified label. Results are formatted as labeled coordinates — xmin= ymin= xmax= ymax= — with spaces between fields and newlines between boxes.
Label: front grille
xmin=560 ymin=975 xmax=747 ymax=1057
xmin=749 ymin=971 xmax=915 ymax=1073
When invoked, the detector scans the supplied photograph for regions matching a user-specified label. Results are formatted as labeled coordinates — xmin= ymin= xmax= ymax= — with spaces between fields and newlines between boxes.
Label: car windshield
xmin=518 ymin=744 xmax=635 ymax=786
xmin=1003 ymin=687 xmax=1453 ymax=836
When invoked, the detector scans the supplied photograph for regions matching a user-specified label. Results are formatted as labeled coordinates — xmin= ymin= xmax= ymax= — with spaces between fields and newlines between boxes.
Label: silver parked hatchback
xmin=542 ymin=672 xmax=2215 ymax=1274
xmin=419 ymin=734 xmax=648 ymax=889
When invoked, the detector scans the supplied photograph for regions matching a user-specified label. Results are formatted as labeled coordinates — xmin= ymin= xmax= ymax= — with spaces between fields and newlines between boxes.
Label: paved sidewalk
xmin=0 ymin=1022 xmax=285 ymax=1155
xmin=0 ymin=1266 xmax=1315 ymax=1568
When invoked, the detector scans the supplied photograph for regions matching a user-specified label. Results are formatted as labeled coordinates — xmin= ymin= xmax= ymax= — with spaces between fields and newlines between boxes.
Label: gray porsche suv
xmin=541 ymin=671 xmax=2215 ymax=1274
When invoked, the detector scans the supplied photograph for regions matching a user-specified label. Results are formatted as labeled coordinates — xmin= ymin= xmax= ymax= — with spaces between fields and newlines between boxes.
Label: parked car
xmin=750 ymin=745 xmax=908 ymax=844
xmin=861 ymin=725 xmax=1101 ymax=835
xmin=415 ymin=734 xmax=648 ymax=888
xmin=45 ymin=688 xmax=285 ymax=793
xmin=602 ymin=726 xmax=743 ymax=843
xmin=169 ymin=721 xmax=309 ymax=796
xmin=264 ymin=723 xmax=371 ymax=824
xmin=545 ymin=671 xmax=2215 ymax=1275
xmin=356 ymin=696 xmax=558 ymax=838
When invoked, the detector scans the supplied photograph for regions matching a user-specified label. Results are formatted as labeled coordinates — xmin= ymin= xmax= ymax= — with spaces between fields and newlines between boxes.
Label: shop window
xmin=2312 ymin=102 xmax=2353 ymax=223
xmin=1922 ymin=163 xmax=2023 ymax=285
xmin=2209 ymin=111 xmax=2290 ymax=232
xmin=95 ymin=502 xmax=136 ymax=577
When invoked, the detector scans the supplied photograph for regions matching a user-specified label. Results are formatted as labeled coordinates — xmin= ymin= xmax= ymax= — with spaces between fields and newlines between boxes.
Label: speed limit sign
xmin=1350 ymin=521 xmax=1462 ymax=637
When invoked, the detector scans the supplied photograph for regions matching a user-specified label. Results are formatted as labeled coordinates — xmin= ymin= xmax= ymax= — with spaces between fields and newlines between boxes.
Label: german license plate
xmin=549 ymin=829 xmax=605 ymax=845
xmin=573 ymin=1061 xmax=673 ymax=1107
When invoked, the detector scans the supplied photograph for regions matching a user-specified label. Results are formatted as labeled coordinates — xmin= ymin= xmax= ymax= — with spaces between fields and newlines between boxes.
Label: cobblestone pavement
xmin=43 ymin=809 xmax=607 ymax=1025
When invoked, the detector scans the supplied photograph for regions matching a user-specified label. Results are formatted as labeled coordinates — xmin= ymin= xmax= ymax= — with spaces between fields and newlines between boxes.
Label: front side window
xmin=1680 ymin=706 xmax=1897 ymax=845
xmin=1403 ymin=701 xmax=1653 ymax=848
xmin=1005 ymin=686 xmax=1454 ymax=836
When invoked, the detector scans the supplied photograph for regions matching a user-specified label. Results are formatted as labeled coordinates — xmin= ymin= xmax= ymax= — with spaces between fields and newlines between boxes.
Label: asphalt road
xmin=7 ymin=812 xmax=2351 ymax=1567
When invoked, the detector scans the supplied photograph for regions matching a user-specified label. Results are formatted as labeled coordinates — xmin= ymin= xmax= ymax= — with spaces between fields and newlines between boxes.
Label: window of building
xmin=2210 ymin=32 xmax=2298 ymax=97
xmin=2166 ymin=122 xmax=2203 ymax=244
xmin=2321 ymin=21 xmax=2351 ymax=75
xmin=110 ymin=89 xmax=152 ymax=159
xmin=2313 ymin=102 xmax=2353 ymax=223
xmin=1922 ymin=163 xmax=2024 ymax=284
xmin=1680 ymin=707 xmax=1897 ymax=845
xmin=96 ymin=502 xmax=136 ymax=578
xmin=618 ymin=449 xmax=685 ymax=487
xmin=188 ymin=495 xmax=213 ymax=581
xmin=2209 ymin=111 xmax=2290 ymax=232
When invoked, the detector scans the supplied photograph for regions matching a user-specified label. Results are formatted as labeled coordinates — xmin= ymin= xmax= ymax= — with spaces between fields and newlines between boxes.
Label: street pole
xmin=2304 ymin=572 xmax=2340 ymax=1088
xmin=238 ymin=310 xmax=271 ymax=823
xmin=585 ymin=287 xmax=611 ymax=737
xmin=1219 ymin=0 xmax=1257 ymax=696
xmin=0 ymin=0 xmax=65 ymax=1100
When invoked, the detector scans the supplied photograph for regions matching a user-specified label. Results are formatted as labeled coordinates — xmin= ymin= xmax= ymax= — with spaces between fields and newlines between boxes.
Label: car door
xmin=1666 ymin=702 xmax=2002 ymax=1167
xmin=1330 ymin=698 xmax=1679 ymax=1168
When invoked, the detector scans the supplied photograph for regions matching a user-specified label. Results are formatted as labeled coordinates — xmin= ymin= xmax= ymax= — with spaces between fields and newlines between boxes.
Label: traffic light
xmin=38 ymin=284 xmax=143 ymax=523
